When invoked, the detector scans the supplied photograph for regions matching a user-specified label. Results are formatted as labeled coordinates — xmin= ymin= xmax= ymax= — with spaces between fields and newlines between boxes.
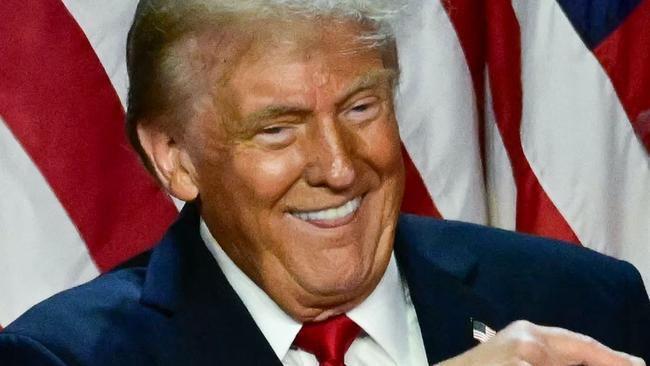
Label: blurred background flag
xmin=396 ymin=0 xmax=650 ymax=293
xmin=1 ymin=0 xmax=648 ymax=328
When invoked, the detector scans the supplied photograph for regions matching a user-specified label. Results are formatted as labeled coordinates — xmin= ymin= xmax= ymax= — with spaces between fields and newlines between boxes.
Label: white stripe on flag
xmin=484 ymin=71 xmax=517 ymax=231
xmin=395 ymin=0 xmax=487 ymax=224
xmin=512 ymin=0 xmax=650 ymax=287
xmin=472 ymin=330 xmax=490 ymax=343
xmin=0 ymin=118 xmax=100 ymax=326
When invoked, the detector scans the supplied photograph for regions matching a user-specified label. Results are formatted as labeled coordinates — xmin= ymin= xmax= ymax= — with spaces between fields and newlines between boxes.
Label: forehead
xmin=242 ymin=17 xmax=377 ymax=59
xmin=221 ymin=19 xmax=388 ymax=109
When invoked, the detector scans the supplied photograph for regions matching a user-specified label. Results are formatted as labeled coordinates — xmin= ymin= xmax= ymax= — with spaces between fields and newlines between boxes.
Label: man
xmin=0 ymin=0 xmax=648 ymax=365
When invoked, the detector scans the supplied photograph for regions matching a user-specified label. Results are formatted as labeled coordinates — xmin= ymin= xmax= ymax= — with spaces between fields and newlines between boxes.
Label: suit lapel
xmin=140 ymin=203 xmax=283 ymax=365
xmin=394 ymin=214 xmax=509 ymax=364
xmin=139 ymin=207 xmax=508 ymax=364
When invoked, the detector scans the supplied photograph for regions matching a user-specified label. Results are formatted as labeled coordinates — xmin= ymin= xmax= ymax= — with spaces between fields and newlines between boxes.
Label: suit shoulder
xmin=397 ymin=213 xmax=643 ymax=288
xmin=9 ymin=268 xmax=147 ymax=329
xmin=397 ymin=214 xmax=650 ymax=358
xmin=1 ymin=268 xmax=151 ymax=364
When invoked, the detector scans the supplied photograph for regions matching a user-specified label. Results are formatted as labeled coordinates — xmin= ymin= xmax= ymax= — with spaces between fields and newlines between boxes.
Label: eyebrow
xmin=244 ymin=105 xmax=309 ymax=125
xmin=233 ymin=106 xmax=308 ymax=137
xmin=337 ymin=68 xmax=397 ymax=106
xmin=238 ymin=68 xmax=397 ymax=133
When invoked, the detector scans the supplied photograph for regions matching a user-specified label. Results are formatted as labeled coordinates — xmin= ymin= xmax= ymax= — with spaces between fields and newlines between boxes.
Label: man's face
xmin=180 ymin=19 xmax=404 ymax=321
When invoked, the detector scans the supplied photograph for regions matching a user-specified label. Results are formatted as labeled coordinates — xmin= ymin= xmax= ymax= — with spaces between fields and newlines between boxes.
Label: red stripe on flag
xmin=594 ymin=0 xmax=650 ymax=152
xmin=0 ymin=0 xmax=177 ymax=271
xmin=485 ymin=0 xmax=580 ymax=243
xmin=401 ymin=146 xmax=442 ymax=218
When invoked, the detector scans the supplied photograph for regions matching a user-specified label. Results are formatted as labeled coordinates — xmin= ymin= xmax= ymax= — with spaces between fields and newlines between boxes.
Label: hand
xmin=438 ymin=320 xmax=646 ymax=366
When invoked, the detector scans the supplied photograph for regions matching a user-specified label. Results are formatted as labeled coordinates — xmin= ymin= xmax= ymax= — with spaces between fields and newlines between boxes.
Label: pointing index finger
xmin=537 ymin=325 xmax=645 ymax=366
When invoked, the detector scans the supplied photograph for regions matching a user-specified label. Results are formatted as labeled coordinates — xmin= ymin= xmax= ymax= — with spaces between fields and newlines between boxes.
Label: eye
xmin=254 ymin=125 xmax=296 ymax=148
xmin=344 ymin=97 xmax=381 ymax=123
xmin=261 ymin=126 xmax=286 ymax=135
xmin=351 ymin=104 xmax=371 ymax=112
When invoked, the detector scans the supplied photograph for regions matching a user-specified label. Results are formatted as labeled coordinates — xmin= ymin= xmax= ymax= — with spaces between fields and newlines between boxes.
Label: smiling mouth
xmin=290 ymin=196 xmax=362 ymax=227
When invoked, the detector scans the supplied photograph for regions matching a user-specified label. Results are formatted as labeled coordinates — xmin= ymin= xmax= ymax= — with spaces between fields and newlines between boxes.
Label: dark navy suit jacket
xmin=1 ymin=203 xmax=649 ymax=365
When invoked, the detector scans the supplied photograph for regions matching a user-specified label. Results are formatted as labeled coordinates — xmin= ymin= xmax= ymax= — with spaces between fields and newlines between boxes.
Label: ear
xmin=137 ymin=123 xmax=199 ymax=202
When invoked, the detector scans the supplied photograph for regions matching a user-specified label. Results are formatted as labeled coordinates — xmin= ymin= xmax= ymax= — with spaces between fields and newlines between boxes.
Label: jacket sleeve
xmin=0 ymin=333 xmax=68 ymax=366
xmin=623 ymin=263 xmax=650 ymax=361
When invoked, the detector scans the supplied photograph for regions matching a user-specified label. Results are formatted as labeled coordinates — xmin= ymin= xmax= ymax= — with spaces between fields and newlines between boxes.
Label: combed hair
xmin=125 ymin=0 xmax=405 ymax=172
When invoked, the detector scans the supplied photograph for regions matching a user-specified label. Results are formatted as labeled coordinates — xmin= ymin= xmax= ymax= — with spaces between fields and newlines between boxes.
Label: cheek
xmin=230 ymin=148 xmax=306 ymax=202
xmin=360 ymin=118 xmax=403 ymax=175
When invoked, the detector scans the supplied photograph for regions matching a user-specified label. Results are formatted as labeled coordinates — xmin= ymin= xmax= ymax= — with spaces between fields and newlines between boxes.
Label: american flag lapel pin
xmin=471 ymin=319 xmax=496 ymax=343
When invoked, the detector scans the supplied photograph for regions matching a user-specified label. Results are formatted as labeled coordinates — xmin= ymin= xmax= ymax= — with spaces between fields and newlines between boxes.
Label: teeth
xmin=292 ymin=197 xmax=361 ymax=222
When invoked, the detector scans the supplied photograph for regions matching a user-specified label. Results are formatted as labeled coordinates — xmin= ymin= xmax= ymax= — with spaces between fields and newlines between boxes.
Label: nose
xmin=303 ymin=118 xmax=357 ymax=190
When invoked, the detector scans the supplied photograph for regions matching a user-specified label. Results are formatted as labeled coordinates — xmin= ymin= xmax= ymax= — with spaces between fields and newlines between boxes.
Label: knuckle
xmin=507 ymin=361 xmax=532 ymax=366
xmin=504 ymin=320 xmax=537 ymax=337
xmin=512 ymin=337 xmax=545 ymax=361
xmin=510 ymin=320 xmax=533 ymax=330
xmin=574 ymin=333 xmax=597 ymax=346
xmin=630 ymin=356 xmax=646 ymax=366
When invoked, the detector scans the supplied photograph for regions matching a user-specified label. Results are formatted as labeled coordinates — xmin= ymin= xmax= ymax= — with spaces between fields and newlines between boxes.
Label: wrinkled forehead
xmin=169 ymin=16 xmax=396 ymax=88
xmin=237 ymin=19 xmax=384 ymax=71
xmin=229 ymin=24 xmax=392 ymax=116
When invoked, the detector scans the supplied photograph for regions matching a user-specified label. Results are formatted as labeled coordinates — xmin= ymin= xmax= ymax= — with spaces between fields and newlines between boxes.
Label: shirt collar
xmin=200 ymin=220 xmax=301 ymax=359
xmin=347 ymin=255 xmax=412 ymax=364
xmin=200 ymin=219 xmax=411 ymax=363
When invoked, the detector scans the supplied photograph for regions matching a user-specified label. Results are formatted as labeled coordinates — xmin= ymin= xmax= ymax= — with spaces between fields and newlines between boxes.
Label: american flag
xmin=472 ymin=320 xmax=497 ymax=344
xmin=0 ymin=0 xmax=648 ymax=329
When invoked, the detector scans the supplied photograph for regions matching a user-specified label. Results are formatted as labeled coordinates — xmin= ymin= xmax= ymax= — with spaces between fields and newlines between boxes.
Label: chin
xmin=301 ymin=247 xmax=388 ymax=300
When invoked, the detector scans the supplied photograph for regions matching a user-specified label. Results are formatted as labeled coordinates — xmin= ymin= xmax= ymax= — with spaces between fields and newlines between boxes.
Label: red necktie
xmin=293 ymin=314 xmax=362 ymax=366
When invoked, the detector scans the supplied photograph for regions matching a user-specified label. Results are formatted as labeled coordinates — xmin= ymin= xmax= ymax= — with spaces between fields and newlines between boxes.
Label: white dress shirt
xmin=200 ymin=221 xmax=429 ymax=366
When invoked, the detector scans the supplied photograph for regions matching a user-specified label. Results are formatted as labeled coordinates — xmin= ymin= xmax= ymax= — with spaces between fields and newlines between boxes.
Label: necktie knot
xmin=293 ymin=314 xmax=361 ymax=366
